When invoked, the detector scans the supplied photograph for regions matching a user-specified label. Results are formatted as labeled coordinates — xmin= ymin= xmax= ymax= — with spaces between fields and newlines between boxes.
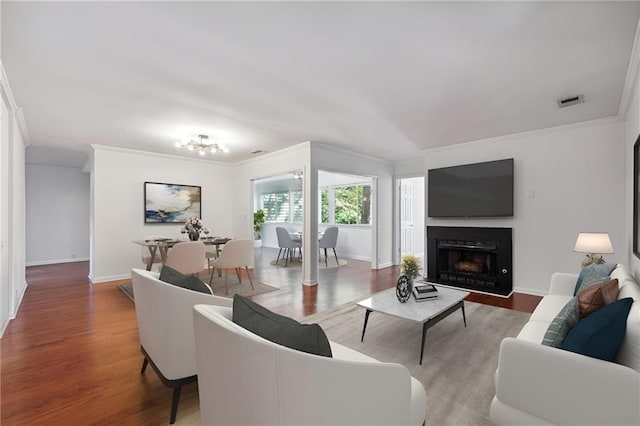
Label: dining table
xmin=133 ymin=237 xmax=231 ymax=271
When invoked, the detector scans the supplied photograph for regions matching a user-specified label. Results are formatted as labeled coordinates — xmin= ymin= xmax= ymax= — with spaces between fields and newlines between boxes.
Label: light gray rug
xmin=302 ymin=301 xmax=530 ymax=426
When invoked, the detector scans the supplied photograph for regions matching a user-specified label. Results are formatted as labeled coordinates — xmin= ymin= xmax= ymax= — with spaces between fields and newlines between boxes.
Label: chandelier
xmin=175 ymin=134 xmax=229 ymax=156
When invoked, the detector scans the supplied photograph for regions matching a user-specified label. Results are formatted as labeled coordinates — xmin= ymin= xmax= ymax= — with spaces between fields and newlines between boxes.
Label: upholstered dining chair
xmin=165 ymin=241 xmax=206 ymax=275
xmin=319 ymin=226 xmax=339 ymax=267
xmin=275 ymin=227 xmax=302 ymax=267
xmin=208 ymin=239 xmax=255 ymax=294
xmin=141 ymin=235 xmax=169 ymax=270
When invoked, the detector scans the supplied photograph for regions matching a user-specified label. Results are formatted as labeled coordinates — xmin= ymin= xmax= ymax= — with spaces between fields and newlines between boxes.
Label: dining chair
xmin=208 ymin=239 xmax=255 ymax=294
xmin=275 ymin=227 xmax=301 ymax=267
xmin=319 ymin=226 xmax=339 ymax=267
xmin=165 ymin=241 xmax=206 ymax=275
xmin=141 ymin=235 xmax=169 ymax=270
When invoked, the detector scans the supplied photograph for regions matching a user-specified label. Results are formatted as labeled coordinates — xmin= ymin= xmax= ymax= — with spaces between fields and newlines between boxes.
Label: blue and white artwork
xmin=144 ymin=182 xmax=201 ymax=223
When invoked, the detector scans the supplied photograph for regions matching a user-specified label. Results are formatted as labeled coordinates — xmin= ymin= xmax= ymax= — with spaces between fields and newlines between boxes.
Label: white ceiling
xmin=3 ymin=2 xmax=639 ymax=167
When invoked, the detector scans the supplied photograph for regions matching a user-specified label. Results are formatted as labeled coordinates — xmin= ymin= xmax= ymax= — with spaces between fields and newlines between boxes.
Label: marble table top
xmin=357 ymin=283 xmax=469 ymax=323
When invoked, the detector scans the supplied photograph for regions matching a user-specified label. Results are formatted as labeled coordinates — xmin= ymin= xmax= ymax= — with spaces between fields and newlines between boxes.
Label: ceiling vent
xmin=557 ymin=94 xmax=584 ymax=108
xmin=250 ymin=149 xmax=264 ymax=155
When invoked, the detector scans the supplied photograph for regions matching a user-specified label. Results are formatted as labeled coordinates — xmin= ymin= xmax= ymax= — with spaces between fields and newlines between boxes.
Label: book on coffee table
xmin=413 ymin=284 xmax=439 ymax=301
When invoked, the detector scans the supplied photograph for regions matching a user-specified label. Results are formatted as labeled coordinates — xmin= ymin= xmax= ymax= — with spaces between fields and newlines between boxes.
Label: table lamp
xmin=574 ymin=232 xmax=614 ymax=268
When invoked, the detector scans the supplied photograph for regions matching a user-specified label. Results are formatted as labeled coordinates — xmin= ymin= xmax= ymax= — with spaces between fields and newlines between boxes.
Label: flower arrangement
xmin=183 ymin=217 xmax=203 ymax=233
xmin=401 ymin=254 xmax=422 ymax=279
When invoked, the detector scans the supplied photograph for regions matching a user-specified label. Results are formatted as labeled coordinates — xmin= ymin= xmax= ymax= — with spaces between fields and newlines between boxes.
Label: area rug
xmin=117 ymin=274 xmax=279 ymax=303
xmin=269 ymin=258 xmax=348 ymax=269
xmin=172 ymin=300 xmax=529 ymax=425
xmin=302 ymin=301 xmax=530 ymax=426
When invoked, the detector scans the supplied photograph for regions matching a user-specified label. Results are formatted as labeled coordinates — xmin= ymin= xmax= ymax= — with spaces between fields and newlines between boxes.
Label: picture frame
xmin=144 ymin=181 xmax=201 ymax=223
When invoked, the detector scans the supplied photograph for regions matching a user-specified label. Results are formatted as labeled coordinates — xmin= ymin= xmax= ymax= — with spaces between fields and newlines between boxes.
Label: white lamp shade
xmin=574 ymin=232 xmax=614 ymax=254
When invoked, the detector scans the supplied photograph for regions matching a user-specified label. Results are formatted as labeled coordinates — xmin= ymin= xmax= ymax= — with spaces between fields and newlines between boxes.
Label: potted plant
xmin=401 ymin=254 xmax=422 ymax=283
xmin=253 ymin=209 xmax=266 ymax=248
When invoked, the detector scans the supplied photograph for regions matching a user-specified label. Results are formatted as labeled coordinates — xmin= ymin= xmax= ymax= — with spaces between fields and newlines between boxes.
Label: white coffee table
xmin=357 ymin=284 xmax=469 ymax=364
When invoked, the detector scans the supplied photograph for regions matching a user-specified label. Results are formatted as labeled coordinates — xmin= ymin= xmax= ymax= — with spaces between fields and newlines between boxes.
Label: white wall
xmin=0 ymin=58 xmax=27 ymax=336
xmin=25 ymin=164 xmax=89 ymax=265
xmin=625 ymin=65 xmax=640 ymax=279
xmin=90 ymin=146 xmax=234 ymax=283
xmin=311 ymin=143 xmax=395 ymax=268
xmin=425 ymin=119 xmax=626 ymax=295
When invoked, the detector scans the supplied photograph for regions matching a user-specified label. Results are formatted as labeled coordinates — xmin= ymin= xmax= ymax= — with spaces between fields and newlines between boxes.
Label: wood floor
xmin=1 ymin=249 xmax=541 ymax=425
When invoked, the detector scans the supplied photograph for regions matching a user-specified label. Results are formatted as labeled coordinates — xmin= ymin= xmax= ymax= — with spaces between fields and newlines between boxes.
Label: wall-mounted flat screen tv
xmin=428 ymin=158 xmax=514 ymax=218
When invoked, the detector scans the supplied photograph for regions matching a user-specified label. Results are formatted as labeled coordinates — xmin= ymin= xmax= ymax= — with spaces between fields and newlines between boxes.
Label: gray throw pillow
xmin=542 ymin=297 xmax=580 ymax=348
xmin=573 ymin=263 xmax=616 ymax=295
xmin=159 ymin=265 xmax=212 ymax=295
xmin=232 ymin=295 xmax=332 ymax=358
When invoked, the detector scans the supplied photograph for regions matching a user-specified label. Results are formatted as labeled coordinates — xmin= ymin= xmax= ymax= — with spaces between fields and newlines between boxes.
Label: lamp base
xmin=581 ymin=253 xmax=605 ymax=268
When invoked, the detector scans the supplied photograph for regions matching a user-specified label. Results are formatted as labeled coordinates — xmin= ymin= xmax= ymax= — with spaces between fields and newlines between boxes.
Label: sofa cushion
xmin=561 ymin=298 xmax=633 ymax=362
xmin=159 ymin=265 xmax=213 ymax=294
xmin=529 ymin=295 xmax=574 ymax=324
xmin=576 ymin=278 xmax=619 ymax=318
xmin=542 ymin=297 xmax=580 ymax=348
xmin=573 ymin=263 xmax=616 ymax=295
xmin=232 ymin=295 xmax=333 ymax=358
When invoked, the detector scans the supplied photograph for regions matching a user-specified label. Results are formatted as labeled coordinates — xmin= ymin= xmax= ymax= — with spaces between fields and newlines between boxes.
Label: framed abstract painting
xmin=144 ymin=182 xmax=201 ymax=223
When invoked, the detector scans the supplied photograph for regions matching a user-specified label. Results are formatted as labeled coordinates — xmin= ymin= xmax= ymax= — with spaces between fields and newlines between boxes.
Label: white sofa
xmin=490 ymin=264 xmax=640 ymax=425
xmin=131 ymin=268 xmax=233 ymax=424
xmin=192 ymin=304 xmax=427 ymax=425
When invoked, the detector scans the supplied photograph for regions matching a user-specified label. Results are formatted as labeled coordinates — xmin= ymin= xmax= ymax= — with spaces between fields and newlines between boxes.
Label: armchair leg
xmin=324 ymin=248 xmax=328 ymax=267
xmin=333 ymin=248 xmax=339 ymax=265
xmin=140 ymin=357 xmax=148 ymax=374
xmin=245 ymin=266 xmax=255 ymax=290
xmin=209 ymin=267 xmax=215 ymax=286
xmin=169 ymin=386 xmax=182 ymax=424
xmin=224 ymin=270 xmax=228 ymax=295
xmin=285 ymin=248 xmax=289 ymax=267
xmin=276 ymin=248 xmax=283 ymax=264
xmin=235 ymin=267 xmax=242 ymax=284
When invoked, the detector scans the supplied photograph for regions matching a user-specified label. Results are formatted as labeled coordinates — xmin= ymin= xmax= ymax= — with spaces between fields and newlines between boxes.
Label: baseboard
xmin=26 ymin=257 xmax=89 ymax=267
xmin=376 ymin=261 xmax=393 ymax=269
xmin=14 ymin=281 xmax=27 ymax=314
xmin=511 ymin=286 xmax=547 ymax=297
xmin=90 ymin=273 xmax=131 ymax=284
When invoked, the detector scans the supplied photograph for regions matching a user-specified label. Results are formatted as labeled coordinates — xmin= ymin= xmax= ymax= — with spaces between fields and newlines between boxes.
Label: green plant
xmin=253 ymin=209 xmax=266 ymax=240
xmin=401 ymin=254 xmax=421 ymax=279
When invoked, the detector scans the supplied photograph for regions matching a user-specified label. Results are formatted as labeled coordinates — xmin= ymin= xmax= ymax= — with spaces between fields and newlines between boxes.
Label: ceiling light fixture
xmin=174 ymin=134 xmax=229 ymax=156
xmin=293 ymin=171 xmax=303 ymax=180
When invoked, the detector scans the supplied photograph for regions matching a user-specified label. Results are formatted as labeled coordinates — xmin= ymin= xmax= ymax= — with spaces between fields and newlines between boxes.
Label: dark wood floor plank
xmin=1 ymin=250 xmax=541 ymax=424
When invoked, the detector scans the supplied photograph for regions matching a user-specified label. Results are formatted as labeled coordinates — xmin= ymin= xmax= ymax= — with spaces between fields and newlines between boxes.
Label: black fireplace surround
xmin=427 ymin=226 xmax=512 ymax=296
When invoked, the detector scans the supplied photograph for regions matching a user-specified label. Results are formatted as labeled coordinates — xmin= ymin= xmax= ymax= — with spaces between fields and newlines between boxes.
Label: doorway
xmin=398 ymin=176 xmax=425 ymax=265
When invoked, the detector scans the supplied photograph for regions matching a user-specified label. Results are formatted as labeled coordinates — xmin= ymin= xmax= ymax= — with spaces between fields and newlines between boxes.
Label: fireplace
xmin=427 ymin=226 xmax=512 ymax=296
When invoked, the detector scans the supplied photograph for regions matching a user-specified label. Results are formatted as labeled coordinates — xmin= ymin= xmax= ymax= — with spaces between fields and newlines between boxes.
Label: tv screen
xmin=428 ymin=159 xmax=514 ymax=217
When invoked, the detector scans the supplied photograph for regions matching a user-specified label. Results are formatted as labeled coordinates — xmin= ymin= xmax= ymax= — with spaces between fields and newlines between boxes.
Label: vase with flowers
xmin=183 ymin=217 xmax=203 ymax=241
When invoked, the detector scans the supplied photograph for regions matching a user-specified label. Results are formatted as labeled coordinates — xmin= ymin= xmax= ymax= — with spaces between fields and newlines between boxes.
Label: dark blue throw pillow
xmin=560 ymin=297 xmax=633 ymax=361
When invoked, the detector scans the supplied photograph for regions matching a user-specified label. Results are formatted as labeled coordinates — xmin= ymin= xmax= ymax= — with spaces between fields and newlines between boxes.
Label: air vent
xmin=250 ymin=149 xmax=264 ymax=155
xmin=557 ymin=94 xmax=584 ymax=108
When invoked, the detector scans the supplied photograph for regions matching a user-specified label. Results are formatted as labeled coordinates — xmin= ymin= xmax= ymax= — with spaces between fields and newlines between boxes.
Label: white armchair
xmin=193 ymin=304 xmax=427 ymax=425
xmin=131 ymin=268 xmax=232 ymax=424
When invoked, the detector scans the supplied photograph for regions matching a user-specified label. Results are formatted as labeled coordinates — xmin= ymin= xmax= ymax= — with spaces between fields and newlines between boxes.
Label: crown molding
xmin=89 ymin=144 xmax=233 ymax=167
xmin=422 ymin=116 xmax=624 ymax=155
xmin=232 ymin=141 xmax=311 ymax=166
xmin=309 ymin=140 xmax=394 ymax=165
xmin=0 ymin=62 xmax=31 ymax=145
xmin=619 ymin=16 xmax=640 ymax=119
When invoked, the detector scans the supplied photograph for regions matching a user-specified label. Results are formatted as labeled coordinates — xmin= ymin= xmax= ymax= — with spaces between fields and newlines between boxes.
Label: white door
xmin=400 ymin=180 xmax=413 ymax=256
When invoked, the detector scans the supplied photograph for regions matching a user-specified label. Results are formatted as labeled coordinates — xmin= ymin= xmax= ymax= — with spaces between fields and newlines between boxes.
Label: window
xmin=261 ymin=190 xmax=303 ymax=223
xmin=320 ymin=184 xmax=371 ymax=225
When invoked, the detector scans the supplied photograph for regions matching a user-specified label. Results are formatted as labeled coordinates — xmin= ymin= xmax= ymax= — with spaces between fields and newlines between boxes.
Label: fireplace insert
xmin=427 ymin=226 xmax=512 ymax=296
